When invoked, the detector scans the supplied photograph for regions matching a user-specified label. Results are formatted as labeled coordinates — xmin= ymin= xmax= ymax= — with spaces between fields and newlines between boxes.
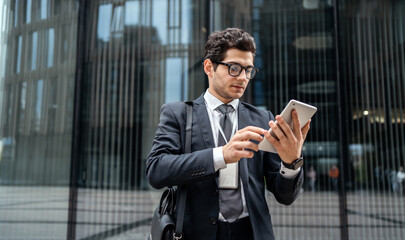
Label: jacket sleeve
xmin=262 ymin=110 xmax=304 ymax=205
xmin=146 ymin=103 xmax=217 ymax=189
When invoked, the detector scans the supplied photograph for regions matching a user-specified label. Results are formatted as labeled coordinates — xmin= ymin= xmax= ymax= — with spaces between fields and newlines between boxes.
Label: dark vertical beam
xmin=67 ymin=0 xmax=88 ymax=239
xmin=203 ymin=0 xmax=211 ymax=89
xmin=332 ymin=0 xmax=349 ymax=240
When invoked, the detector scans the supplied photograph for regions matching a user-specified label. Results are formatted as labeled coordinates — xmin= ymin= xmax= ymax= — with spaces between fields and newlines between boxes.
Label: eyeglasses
xmin=213 ymin=61 xmax=259 ymax=80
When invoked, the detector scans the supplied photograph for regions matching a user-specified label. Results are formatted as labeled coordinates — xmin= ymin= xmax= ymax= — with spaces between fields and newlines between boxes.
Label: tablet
xmin=258 ymin=100 xmax=317 ymax=153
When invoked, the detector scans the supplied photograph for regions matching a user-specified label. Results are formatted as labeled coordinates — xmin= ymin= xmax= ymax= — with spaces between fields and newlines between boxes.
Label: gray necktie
xmin=216 ymin=104 xmax=243 ymax=221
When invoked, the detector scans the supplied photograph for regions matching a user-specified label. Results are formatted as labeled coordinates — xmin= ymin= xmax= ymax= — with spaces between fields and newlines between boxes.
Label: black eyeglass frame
xmin=213 ymin=60 xmax=259 ymax=80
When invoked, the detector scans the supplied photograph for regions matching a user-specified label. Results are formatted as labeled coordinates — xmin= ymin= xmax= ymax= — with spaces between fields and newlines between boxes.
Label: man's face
xmin=206 ymin=48 xmax=254 ymax=103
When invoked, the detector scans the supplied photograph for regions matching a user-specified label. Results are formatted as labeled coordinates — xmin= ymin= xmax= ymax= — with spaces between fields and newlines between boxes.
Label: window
xmin=25 ymin=0 xmax=31 ymax=23
xmin=31 ymin=79 xmax=43 ymax=132
xmin=14 ymin=0 xmax=19 ymax=27
xmin=96 ymin=4 xmax=112 ymax=42
xmin=31 ymin=31 xmax=38 ymax=70
xmin=47 ymin=28 xmax=54 ymax=67
xmin=40 ymin=0 xmax=47 ymax=19
xmin=15 ymin=35 xmax=22 ymax=73
xmin=19 ymin=82 xmax=27 ymax=134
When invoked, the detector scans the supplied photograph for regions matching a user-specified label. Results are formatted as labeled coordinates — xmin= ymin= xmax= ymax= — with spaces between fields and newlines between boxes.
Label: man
xmin=307 ymin=166 xmax=317 ymax=192
xmin=146 ymin=28 xmax=311 ymax=240
xmin=329 ymin=164 xmax=339 ymax=192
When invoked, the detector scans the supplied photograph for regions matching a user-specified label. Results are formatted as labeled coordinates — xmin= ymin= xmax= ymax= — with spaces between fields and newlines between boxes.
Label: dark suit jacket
xmin=146 ymin=94 xmax=303 ymax=240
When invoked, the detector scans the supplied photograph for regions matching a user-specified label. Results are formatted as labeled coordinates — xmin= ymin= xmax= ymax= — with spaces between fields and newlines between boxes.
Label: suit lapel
xmin=193 ymin=94 xmax=215 ymax=148
xmin=238 ymin=102 xmax=250 ymax=196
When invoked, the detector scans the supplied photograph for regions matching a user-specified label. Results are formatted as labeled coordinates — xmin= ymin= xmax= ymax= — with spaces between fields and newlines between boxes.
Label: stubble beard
xmin=214 ymin=84 xmax=234 ymax=101
xmin=211 ymin=75 xmax=246 ymax=102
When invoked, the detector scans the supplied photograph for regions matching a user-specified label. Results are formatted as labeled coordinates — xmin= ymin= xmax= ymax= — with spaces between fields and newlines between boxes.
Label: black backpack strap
xmin=174 ymin=101 xmax=192 ymax=239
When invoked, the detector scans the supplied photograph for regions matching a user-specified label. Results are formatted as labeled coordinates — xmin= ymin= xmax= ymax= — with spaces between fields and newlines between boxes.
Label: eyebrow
xmin=226 ymin=61 xmax=255 ymax=67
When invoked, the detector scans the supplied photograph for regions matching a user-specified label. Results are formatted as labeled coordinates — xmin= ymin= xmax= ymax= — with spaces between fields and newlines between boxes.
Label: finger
xmin=233 ymin=141 xmax=260 ymax=152
xmin=301 ymin=120 xmax=311 ymax=140
xmin=291 ymin=110 xmax=302 ymax=139
xmin=274 ymin=116 xmax=292 ymax=139
xmin=238 ymin=126 xmax=266 ymax=135
xmin=264 ymin=130 xmax=281 ymax=148
xmin=232 ymin=131 xmax=264 ymax=142
xmin=269 ymin=120 xmax=287 ymax=142
xmin=235 ymin=150 xmax=255 ymax=159
xmin=227 ymin=148 xmax=255 ymax=160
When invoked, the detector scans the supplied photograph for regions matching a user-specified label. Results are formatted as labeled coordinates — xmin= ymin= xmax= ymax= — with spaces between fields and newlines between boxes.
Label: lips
xmin=232 ymin=85 xmax=244 ymax=90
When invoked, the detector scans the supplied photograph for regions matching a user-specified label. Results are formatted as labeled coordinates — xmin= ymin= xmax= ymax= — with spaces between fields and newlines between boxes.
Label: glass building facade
xmin=0 ymin=0 xmax=404 ymax=239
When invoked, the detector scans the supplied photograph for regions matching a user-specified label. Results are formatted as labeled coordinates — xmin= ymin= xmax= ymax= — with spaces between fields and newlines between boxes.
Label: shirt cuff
xmin=280 ymin=162 xmax=301 ymax=179
xmin=213 ymin=147 xmax=227 ymax=172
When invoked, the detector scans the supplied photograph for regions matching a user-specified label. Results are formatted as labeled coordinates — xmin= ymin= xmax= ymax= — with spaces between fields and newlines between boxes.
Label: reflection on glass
xmin=47 ymin=79 xmax=57 ymax=133
xmin=152 ymin=0 xmax=167 ymax=44
xmin=0 ymin=1 xmax=78 ymax=239
xmin=31 ymin=31 xmax=37 ymax=70
xmin=19 ymin=82 xmax=27 ymax=134
xmin=111 ymin=6 xmax=124 ymax=38
xmin=4 ymin=0 xmax=404 ymax=239
xmin=48 ymin=28 xmax=54 ymax=67
xmin=7 ymin=85 xmax=13 ymax=133
xmin=54 ymin=0 xmax=60 ymax=15
xmin=16 ymin=35 xmax=22 ymax=73
xmin=165 ymin=58 xmax=183 ymax=103
xmin=14 ymin=0 xmax=19 ymax=27
xmin=180 ymin=0 xmax=190 ymax=44
xmin=61 ymin=25 xmax=69 ymax=63
xmin=124 ymin=1 xmax=140 ymax=25
xmin=97 ymin=4 xmax=112 ymax=42
xmin=168 ymin=0 xmax=180 ymax=27
xmin=26 ymin=0 xmax=31 ymax=23
xmin=40 ymin=0 xmax=47 ymax=19
xmin=31 ymin=79 xmax=43 ymax=132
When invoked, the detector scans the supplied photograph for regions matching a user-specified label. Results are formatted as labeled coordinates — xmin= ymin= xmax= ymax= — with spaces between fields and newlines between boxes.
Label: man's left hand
xmin=263 ymin=109 xmax=311 ymax=164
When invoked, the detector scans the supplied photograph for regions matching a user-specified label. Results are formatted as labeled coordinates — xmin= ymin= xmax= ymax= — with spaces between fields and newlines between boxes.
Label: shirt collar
xmin=204 ymin=89 xmax=239 ymax=112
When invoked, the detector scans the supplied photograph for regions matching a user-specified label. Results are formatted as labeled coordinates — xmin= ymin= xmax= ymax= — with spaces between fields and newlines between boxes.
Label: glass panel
xmin=32 ymin=0 xmax=40 ymax=21
xmin=1 ymin=0 xmax=404 ymax=239
xmin=254 ymin=1 xmax=339 ymax=239
xmin=0 ymin=1 xmax=79 ymax=239
xmin=47 ymin=28 xmax=54 ymax=67
xmin=25 ymin=0 xmax=31 ymax=23
xmin=47 ymin=78 xmax=57 ymax=133
xmin=165 ymin=57 xmax=184 ymax=103
xmin=18 ymin=82 xmax=27 ymax=134
xmin=54 ymin=0 xmax=61 ymax=15
xmin=40 ymin=0 xmax=47 ymax=19
xmin=124 ymin=0 xmax=140 ymax=25
xmin=61 ymin=24 xmax=70 ymax=63
xmin=31 ymin=79 xmax=43 ymax=132
xmin=339 ymin=0 xmax=405 ymax=239
xmin=72 ymin=0 xmax=207 ymax=239
xmin=31 ymin=31 xmax=37 ymax=70
xmin=14 ymin=0 xmax=19 ymax=27
xmin=96 ymin=4 xmax=112 ymax=42
xmin=111 ymin=5 xmax=124 ymax=38
xmin=152 ymin=0 xmax=168 ymax=45
xmin=15 ymin=35 xmax=22 ymax=73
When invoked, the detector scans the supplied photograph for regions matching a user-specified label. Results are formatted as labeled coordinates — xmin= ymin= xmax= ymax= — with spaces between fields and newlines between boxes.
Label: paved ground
xmin=0 ymin=186 xmax=404 ymax=240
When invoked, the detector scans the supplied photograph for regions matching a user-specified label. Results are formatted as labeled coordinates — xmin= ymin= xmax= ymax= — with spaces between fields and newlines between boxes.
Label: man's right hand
xmin=222 ymin=126 xmax=265 ymax=164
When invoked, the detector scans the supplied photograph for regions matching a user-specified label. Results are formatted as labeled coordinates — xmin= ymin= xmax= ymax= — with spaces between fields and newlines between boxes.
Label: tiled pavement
xmin=0 ymin=186 xmax=404 ymax=240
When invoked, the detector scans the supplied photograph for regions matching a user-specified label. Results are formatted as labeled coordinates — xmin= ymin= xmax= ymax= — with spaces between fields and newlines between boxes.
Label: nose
xmin=236 ymin=69 xmax=249 ymax=81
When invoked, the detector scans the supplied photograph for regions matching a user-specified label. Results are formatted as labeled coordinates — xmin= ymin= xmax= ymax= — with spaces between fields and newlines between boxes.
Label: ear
xmin=204 ymin=59 xmax=214 ymax=78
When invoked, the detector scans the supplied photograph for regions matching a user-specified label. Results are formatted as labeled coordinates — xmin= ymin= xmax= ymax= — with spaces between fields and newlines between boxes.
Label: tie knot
xmin=216 ymin=104 xmax=234 ymax=115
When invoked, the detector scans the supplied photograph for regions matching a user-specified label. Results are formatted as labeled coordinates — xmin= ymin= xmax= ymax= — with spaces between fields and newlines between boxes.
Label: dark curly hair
xmin=204 ymin=28 xmax=256 ymax=70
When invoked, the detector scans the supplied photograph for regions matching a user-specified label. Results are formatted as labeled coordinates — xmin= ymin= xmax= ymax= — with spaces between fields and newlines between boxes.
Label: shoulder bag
xmin=148 ymin=101 xmax=192 ymax=240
